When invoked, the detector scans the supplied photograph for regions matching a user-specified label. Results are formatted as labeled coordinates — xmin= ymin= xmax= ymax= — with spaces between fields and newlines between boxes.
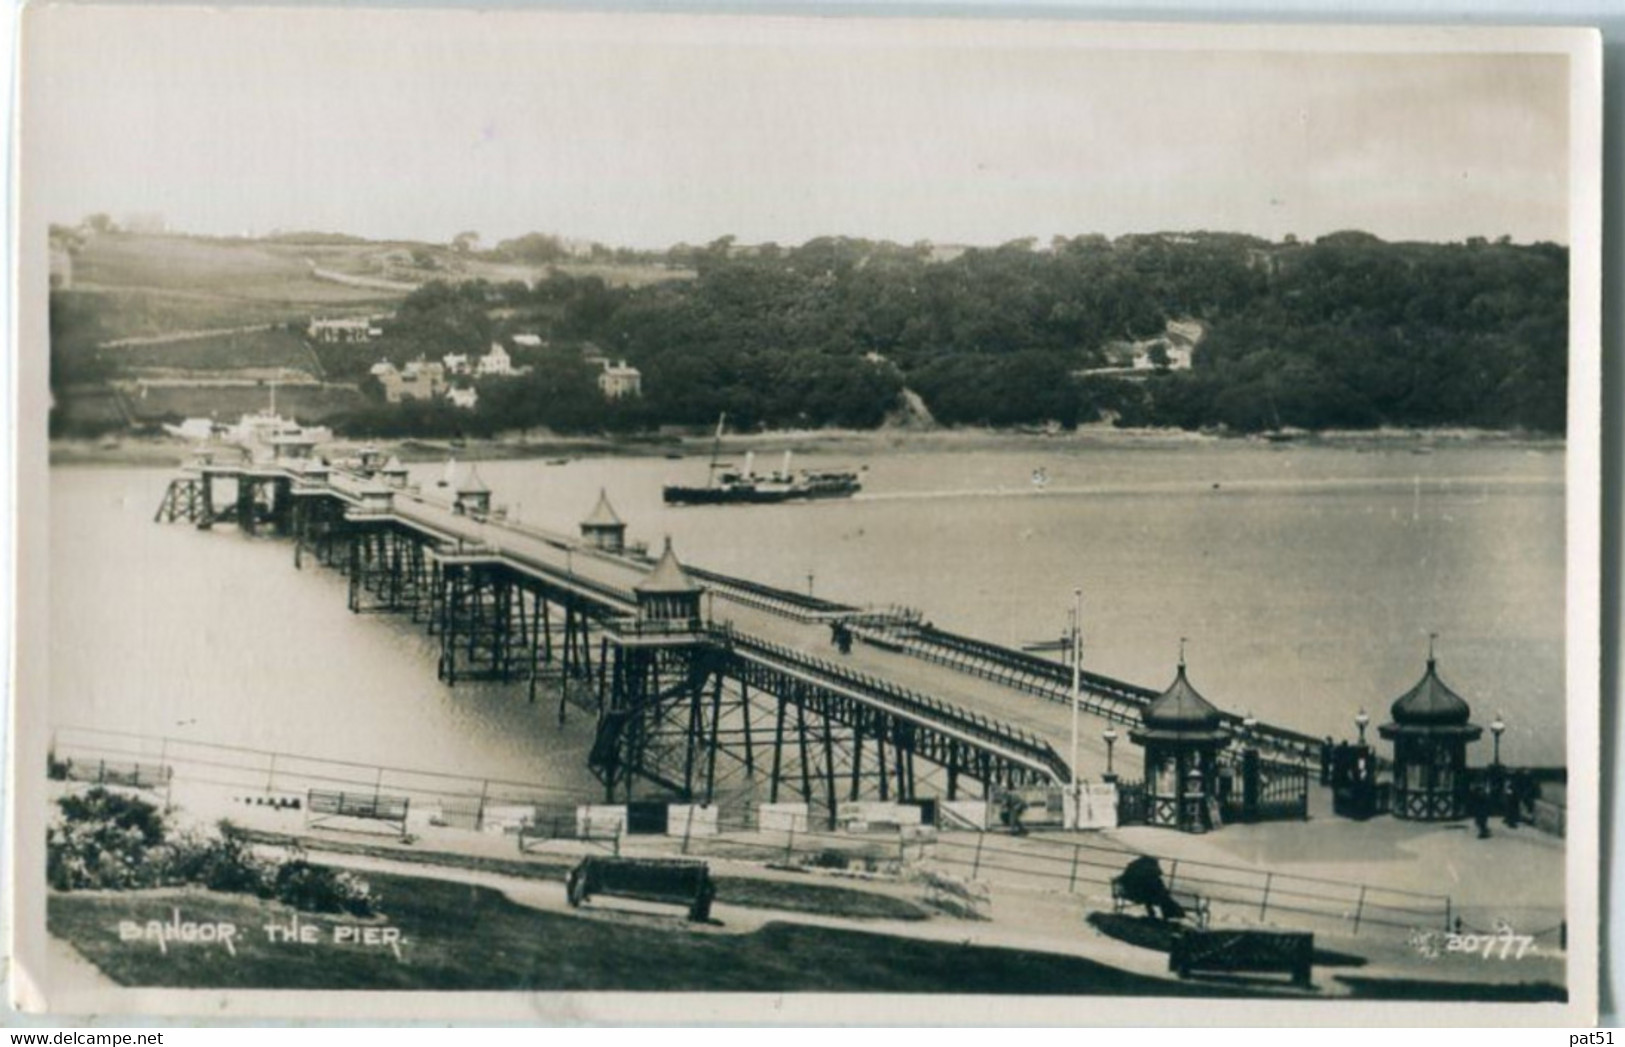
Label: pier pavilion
xmin=379 ymin=456 xmax=410 ymax=489
xmin=1379 ymin=652 xmax=1483 ymax=821
xmin=454 ymin=466 xmax=492 ymax=517
xmin=580 ymin=489 xmax=628 ymax=554
xmin=634 ymin=538 xmax=703 ymax=625
xmin=1129 ymin=654 xmax=1230 ymax=832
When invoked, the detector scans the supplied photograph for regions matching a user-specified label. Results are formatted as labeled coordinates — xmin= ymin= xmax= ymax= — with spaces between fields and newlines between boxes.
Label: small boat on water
xmin=662 ymin=415 xmax=862 ymax=506
xmin=664 ymin=449 xmax=862 ymax=505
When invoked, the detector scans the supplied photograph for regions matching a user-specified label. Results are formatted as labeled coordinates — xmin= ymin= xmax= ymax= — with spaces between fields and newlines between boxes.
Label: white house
xmin=376 ymin=358 xmax=447 ymax=403
xmin=448 ymin=387 xmax=479 ymax=410
xmin=442 ymin=353 xmax=471 ymax=376
xmin=598 ymin=360 xmax=643 ymax=399
xmin=512 ymin=333 xmax=544 ymax=349
xmin=477 ymin=343 xmax=513 ymax=377
xmin=310 ymin=317 xmax=377 ymax=344
xmin=1130 ymin=340 xmax=1193 ymax=372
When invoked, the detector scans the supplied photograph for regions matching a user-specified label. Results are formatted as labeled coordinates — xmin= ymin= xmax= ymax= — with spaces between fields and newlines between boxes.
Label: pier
xmin=154 ymin=453 xmax=1321 ymax=829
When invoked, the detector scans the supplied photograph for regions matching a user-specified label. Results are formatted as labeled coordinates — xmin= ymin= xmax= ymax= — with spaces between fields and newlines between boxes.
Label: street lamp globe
xmin=1354 ymin=707 xmax=1371 ymax=745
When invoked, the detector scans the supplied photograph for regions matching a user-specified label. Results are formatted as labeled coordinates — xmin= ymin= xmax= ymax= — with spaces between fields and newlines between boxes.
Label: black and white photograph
xmin=9 ymin=7 xmax=1602 ymax=1025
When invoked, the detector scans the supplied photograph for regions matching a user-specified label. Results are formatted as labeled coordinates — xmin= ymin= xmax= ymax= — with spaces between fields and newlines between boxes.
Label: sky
xmin=23 ymin=9 xmax=1575 ymax=248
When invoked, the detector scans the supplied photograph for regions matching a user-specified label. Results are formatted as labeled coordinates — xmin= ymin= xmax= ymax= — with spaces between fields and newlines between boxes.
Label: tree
xmin=451 ymin=231 xmax=480 ymax=254
xmin=496 ymin=232 xmax=567 ymax=265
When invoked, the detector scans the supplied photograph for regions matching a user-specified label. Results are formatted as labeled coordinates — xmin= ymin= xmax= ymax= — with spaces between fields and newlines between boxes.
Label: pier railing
xmin=686 ymin=566 xmax=856 ymax=622
xmin=917 ymin=827 xmax=1456 ymax=937
xmin=862 ymin=621 xmax=1324 ymax=764
xmin=668 ymin=807 xmax=1456 ymax=939
xmin=53 ymin=725 xmax=1466 ymax=941
xmin=48 ymin=725 xmax=601 ymax=831
xmin=715 ymin=627 xmax=1073 ymax=782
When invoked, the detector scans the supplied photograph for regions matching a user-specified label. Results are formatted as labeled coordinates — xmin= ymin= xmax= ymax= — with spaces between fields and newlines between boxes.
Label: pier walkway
xmin=333 ymin=470 xmax=1150 ymax=783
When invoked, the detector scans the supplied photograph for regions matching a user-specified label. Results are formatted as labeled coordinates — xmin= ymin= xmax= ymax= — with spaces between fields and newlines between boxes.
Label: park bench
xmin=1169 ymin=929 xmax=1314 ymax=988
xmin=565 ymin=856 xmax=715 ymax=922
xmin=517 ymin=805 xmax=619 ymax=853
xmin=306 ymin=789 xmax=411 ymax=839
xmin=1110 ymin=875 xmax=1211 ymax=929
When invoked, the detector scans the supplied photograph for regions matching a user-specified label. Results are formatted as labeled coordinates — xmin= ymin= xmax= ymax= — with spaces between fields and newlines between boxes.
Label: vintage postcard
xmin=8 ymin=7 xmax=1602 ymax=1026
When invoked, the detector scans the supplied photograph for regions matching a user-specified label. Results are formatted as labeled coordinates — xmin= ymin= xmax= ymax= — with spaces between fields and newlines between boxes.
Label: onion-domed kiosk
xmin=1378 ymin=650 xmax=1483 ymax=821
xmin=1129 ymin=651 xmax=1230 ymax=832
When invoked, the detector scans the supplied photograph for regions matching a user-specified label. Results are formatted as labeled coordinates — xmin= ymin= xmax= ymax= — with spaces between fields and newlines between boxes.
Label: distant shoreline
xmin=47 ymin=424 xmax=1565 ymax=469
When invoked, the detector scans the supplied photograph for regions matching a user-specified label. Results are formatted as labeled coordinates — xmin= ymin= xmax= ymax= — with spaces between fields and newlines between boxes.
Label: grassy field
xmin=60 ymin=234 xmax=687 ymax=343
xmin=49 ymin=872 xmax=1237 ymax=994
xmin=74 ymin=235 xmax=313 ymax=293
xmin=62 ymin=235 xmax=404 ymax=342
xmin=123 ymin=383 xmax=365 ymax=424
xmin=108 ymin=328 xmax=322 ymax=376
xmin=58 ymin=289 xmax=379 ymax=344
xmin=227 ymin=829 xmax=928 ymax=921
xmin=51 ymin=387 xmax=128 ymax=433
xmin=74 ymin=236 xmax=393 ymax=306
xmin=1333 ymin=977 xmax=1565 ymax=1002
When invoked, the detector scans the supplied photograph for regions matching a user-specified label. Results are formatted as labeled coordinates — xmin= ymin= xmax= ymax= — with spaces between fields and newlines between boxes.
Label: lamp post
xmin=1242 ymin=712 xmax=1258 ymax=747
xmin=1490 ymin=713 xmax=1506 ymax=767
xmin=1355 ymin=707 xmax=1370 ymax=747
xmin=1102 ymin=724 xmax=1118 ymax=782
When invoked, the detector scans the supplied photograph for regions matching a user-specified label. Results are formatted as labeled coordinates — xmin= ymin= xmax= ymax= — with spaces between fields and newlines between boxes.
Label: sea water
xmin=48 ymin=438 xmax=1566 ymax=783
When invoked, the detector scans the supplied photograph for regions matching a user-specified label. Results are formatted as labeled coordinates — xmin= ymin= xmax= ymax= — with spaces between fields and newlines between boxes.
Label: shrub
xmin=809 ymin=849 xmax=850 ymax=870
xmin=271 ymin=860 xmax=376 ymax=917
xmin=156 ymin=823 xmax=276 ymax=896
xmin=48 ymin=792 xmax=374 ymax=917
xmin=47 ymin=788 xmax=169 ymax=891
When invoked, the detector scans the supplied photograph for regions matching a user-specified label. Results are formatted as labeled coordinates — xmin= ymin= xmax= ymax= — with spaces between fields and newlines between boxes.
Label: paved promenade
xmin=75 ymin=771 xmax=1564 ymax=1000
